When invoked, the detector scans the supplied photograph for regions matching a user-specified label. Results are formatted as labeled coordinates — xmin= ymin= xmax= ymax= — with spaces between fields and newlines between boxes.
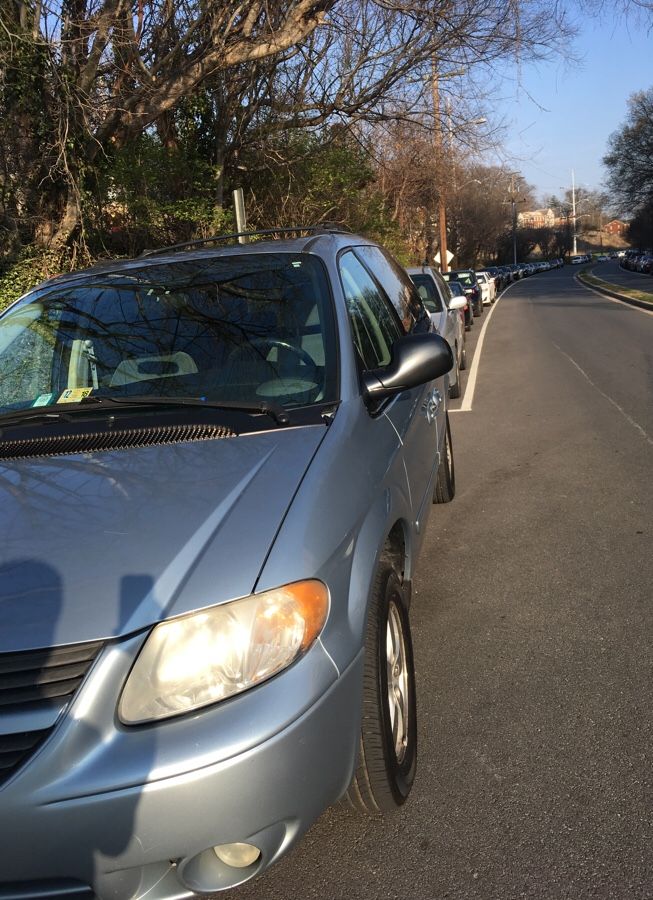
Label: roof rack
xmin=140 ymin=224 xmax=352 ymax=258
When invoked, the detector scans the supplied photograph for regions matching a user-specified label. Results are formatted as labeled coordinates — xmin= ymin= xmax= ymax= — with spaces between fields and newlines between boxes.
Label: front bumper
xmin=0 ymin=635 xmax=363 ymax=899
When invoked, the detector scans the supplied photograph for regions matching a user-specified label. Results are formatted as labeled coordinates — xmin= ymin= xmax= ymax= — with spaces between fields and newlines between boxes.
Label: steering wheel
xmin=246 ymin=338 xmax=318 ymax=372
xmin=251 ymin=338 xmax=321 ymax=402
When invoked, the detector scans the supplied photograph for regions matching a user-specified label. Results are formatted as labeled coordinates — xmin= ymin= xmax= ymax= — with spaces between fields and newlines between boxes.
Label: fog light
xmin=213 ymin=842 xmax=261 ymax=868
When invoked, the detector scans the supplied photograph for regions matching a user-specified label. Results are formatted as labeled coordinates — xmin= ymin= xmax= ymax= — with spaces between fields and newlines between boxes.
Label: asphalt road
xmin=589 ymin=259 xmax=653 ymax=296
xmin=230 ymin=268 xmax=653 ymax=900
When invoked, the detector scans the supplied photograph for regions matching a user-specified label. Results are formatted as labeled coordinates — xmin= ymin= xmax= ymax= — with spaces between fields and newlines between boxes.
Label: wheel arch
xmin=323 ymin=493 xmax=415 ymax=674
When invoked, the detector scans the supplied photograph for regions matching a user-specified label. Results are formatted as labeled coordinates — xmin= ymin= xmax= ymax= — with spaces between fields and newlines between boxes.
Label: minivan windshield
xmin=0 ymin=253 xmax=337 ymax=417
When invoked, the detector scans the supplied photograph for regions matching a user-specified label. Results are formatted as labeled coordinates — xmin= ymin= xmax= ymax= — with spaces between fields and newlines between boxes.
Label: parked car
xmin=496 ymin=265 xmax=513 ymax=287
xmin=448 ymin=279 xmax=473 ymax=331
xmin=475 ymin=271 xmax=496 ymax=305
xmin=442 ymin=269 xmax=483 ymax=317
xmin=0 ymin=228 xmax=456 ymax=900
xmin=407 ymin=265 xmax=467 ymax=398
xmin=483 ymin=266 xmax=504 ymax=292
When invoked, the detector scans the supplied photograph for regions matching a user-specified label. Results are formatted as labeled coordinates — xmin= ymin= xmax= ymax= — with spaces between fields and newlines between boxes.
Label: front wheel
xmin=347 ymin=568 xmax=417 ymax=814
xmin=433 ymin=412 xmax=455 ymax=503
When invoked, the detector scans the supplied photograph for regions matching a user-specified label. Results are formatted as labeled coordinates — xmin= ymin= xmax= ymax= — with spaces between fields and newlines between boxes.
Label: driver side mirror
xmin=448 ymin=296 xmax=466 ymax=311
xmin=362 ymin=333 xmax=453 ymax=403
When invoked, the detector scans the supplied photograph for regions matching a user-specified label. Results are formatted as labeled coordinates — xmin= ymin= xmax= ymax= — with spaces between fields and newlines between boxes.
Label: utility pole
xmin=571 ymin=169 xmax=577 ymax=255
xmin=507 ymin=173 xmax=526 ymax=265
xmin=431 ymin=59 xmax=449 ymax=272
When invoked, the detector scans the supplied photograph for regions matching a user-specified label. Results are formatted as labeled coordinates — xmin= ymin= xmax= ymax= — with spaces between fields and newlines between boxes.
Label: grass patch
xmin=579 ymin=270 xmax=653 ymax=306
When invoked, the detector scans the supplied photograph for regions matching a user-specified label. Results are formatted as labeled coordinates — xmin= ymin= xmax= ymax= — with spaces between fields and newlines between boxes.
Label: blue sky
xmin=491 ymin=12 xmax=653 ymax=206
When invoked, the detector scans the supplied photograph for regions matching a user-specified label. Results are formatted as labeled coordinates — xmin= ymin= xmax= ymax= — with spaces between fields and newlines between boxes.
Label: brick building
xmin=603 ymin=220 xmax=628 ymax=236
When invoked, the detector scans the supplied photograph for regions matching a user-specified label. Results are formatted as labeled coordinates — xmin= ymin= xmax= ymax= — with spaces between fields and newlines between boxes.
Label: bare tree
xmin=1 ymin=0 xmax=574 ymax=251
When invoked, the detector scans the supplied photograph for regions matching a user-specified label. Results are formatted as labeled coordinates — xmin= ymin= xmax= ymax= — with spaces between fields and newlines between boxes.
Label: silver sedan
xmin=407 ymin=266 xmax=467 ymax=399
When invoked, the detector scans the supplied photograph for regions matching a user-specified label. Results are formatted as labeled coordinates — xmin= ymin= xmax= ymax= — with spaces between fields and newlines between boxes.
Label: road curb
xmin=576 ymin=271 xmax=653 ymax=312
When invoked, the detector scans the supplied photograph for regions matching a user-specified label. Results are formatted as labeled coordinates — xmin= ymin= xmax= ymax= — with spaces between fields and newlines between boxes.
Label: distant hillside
xmin=576 ymin=228 xmax=630 ymax=252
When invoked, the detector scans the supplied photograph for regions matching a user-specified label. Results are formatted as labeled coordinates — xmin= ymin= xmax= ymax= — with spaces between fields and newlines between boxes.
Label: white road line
xmin=578 ymin=273 xmax=653 ymax=317
xmin=553 ymin=343 xmax=653 ymax=446
xmin=451 ymin=280 xmax=518 ymax=412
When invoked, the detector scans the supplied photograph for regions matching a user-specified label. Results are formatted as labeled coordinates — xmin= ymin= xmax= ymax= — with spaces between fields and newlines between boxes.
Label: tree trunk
xmin=51 ymin=194 xmax=82 ymax=248
xmin=33 ymin=186 xmax=81 ymax=250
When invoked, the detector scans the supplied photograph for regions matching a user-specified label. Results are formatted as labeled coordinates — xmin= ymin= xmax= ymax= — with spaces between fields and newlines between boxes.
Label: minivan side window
xmin=354 ymin=245 xmax=429 ymax=333
xmin=338 ymin=251 xmax=403 ymax=370
xmin=409 ymin=274 xmax=444 ymax=314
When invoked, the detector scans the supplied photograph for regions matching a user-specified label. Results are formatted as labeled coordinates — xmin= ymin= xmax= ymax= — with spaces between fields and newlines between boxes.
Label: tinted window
xmin=338 ymin=251 xmax=403 ymax=370
xmin=354 ymin=245 xmax=428 ymax=334
xmin=409 ymin=274 xmax=444 ymax=313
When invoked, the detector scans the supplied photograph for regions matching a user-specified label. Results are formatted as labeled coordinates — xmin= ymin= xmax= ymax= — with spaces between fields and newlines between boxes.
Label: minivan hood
xmin=0 ymin=426 xmax=325 ymax=652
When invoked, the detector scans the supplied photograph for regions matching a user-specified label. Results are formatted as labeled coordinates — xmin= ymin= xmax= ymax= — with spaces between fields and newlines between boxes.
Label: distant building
xmin=604 ymin=219 xmax=628 ymax=236
xmin=518 ymin=208 xmax=556 ymax=229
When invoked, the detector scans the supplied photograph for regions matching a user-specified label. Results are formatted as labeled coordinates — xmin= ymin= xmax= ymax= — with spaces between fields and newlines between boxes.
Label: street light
xmin=561 ymin=170 xmax=592 ymax=255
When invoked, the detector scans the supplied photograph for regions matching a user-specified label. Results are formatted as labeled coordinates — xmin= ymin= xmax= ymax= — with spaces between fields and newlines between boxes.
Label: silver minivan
xmin=0 ymin=229 xmax=455 ymax=899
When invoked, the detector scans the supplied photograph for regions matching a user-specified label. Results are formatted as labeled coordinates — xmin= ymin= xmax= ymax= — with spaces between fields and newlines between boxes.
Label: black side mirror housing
xmin=362 ymin=333 xmax=453 ymax=402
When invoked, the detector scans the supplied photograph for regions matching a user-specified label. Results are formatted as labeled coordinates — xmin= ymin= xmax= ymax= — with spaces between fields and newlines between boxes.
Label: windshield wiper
xmin=81 ymin=395 xmax=292 ymax=426
xmin=0 ymin=394 xmax=291 ymax=431
xmin=0 ymin=410 xmax=74 ymax=432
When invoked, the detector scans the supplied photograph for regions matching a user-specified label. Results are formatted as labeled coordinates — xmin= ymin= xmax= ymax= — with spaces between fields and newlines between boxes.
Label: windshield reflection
xmin=0 ymin=254 xmax=337 ymax=416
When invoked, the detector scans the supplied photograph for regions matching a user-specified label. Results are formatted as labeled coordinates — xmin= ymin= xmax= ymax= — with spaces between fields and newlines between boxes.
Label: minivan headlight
xmin=119 ymin=580 xmax=329 ymax=724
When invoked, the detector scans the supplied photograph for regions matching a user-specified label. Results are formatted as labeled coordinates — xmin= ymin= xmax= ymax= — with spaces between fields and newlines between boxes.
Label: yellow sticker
xmin=58 ymin=388 xmax=93 ymax=404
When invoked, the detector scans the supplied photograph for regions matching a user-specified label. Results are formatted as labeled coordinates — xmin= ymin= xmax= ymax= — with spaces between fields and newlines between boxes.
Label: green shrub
xmin=0 ymin=248 xmax=75 ymax=311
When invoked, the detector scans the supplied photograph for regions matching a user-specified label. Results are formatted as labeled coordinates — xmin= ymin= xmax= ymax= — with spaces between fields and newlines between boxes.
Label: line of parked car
xmin=621 ymin=249 xmax=653 ymax=274
xmin=405 ymin=259 xmax=563 ymax=400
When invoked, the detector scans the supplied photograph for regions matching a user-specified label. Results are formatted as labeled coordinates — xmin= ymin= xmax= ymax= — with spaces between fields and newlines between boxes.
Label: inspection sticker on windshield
xmin=58 ymin=388 xmax=93 ymax=403
xmin=32 ymin=393 xmax=56 ymax=407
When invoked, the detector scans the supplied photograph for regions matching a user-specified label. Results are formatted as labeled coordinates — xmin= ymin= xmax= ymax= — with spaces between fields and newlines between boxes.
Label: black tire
xmin=347 ymin=567 xmax=417 ymax=814
xmin=433 ymin=413 xmax=455 ymax=503
xmin=449 ymin=353 xmax=461 ymax=399
xmin=460 ymin=338 xmax=467 ymax=371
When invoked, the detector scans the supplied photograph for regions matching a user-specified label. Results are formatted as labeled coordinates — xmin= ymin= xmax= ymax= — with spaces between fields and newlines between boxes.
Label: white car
xmin=407 ymin=266 xmax=467 ymax=399
xmin=476 ymin=271 xmax=497 ymax=305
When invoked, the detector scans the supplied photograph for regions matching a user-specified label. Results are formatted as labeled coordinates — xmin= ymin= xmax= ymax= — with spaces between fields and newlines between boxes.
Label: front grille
xmin=0 ymin=422 xmax=236 ymax=461
xmin=0 ymin=641 xmax=103 ymax=786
